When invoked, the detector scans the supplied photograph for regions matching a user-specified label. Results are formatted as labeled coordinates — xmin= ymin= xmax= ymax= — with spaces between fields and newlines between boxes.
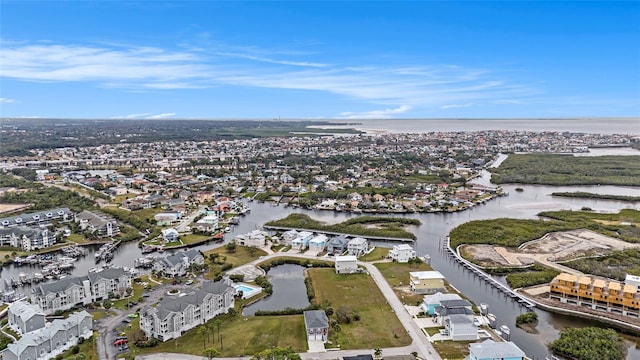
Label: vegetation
xmin=562 ymin=249 xmax=640 ymax=281
xmin=0 ymin=173 xmax=40 ymax=188
xmin=432 ymin=340 xmax=473 ymax=360
xmin=59 ymin=331 xmax=98 ymax=360
xmin=549 ymin=327 xmax=625 ymax=360
xmin=203 ymin=245 xmax=268 ymax=280
xmin=490 ymin=154 xmax=640 ymax=186
xmin=308 ymin=268 xmax=410 ymax=349
xmin=0 ymin=335 xmax=11 ymax=351
xmin=552 ymin=191 xmax=640 ymax=202
xmin=258 ymin=257 xmax=333 ymax=272
xmin=515 ymin=311 xmax=538 ymax=325
xmin=266 ymin=213 xmax=420 ymax=240
xmin=506 ymin=268 xmax=560 ymax=288
xmin=251 ymin=346 xmax=301 ymax=360
xmin=374 ymin=260 xmax=433 ymax=305
xmin=0 ymin=186 xmax=95 ymax=212
xmin=358 ymin=247 xmax=388 ymax=262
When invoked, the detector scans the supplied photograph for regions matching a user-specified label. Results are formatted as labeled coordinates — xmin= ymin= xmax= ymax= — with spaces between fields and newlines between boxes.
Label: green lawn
xmin=432 ymin=340 xmax=473 ymax=360
xmin=112 ymin=281 xmax=149 ymax=310
xmin=374 ymin=261 xmax=434 ymax=305
xmin=203 ymin=245 xmax=268 ymax=280
xmin=180 ymin=234 xmax=211 ymax=245
xmin=59 ymin=330 xmax=99 ymax=360
xmin=359 ymin=247 xmax=388 ymax=262
xmin=67 ymin=233 xmax=92 ymax=244
xmin=308 ymin=268 xmax=411 ymax=349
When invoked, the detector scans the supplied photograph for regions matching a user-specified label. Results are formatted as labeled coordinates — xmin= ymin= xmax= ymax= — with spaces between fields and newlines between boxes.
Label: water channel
xmin=2 ymin=152 xmax=640 ymax=359
xmin=242 ymin=264 xmax=310 ymax=316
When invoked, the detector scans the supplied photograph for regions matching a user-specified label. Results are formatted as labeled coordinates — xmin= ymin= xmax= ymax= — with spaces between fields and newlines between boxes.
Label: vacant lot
xmin=374 ymin=261 xmax=435 ymax=305
xmin=308 ymin=268 xmax=411 ymax=349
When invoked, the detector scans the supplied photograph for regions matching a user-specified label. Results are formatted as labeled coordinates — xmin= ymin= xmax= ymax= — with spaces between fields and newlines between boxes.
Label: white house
xmin=291 ymin=231 xmax=314 ymax=250
xmin=194 ymin=214 xmax=219 ymax=232
xmin=347 ymin=237 xmax=369 ymax=257
xmin=308 ymin=234 xmax=328 ymax=252
xmin=0 ymin=226 xmax=57 ymax=251
xmin=234 ymin=230 xmax=268 ymax=247
xmin=468 ymin=339 xmax=527 ymax=360
xmin=444 ymin=314 xmax=478 ymax=341
xmin=154 ymin=212 xmax=182 ymax=226
xmin=282 ymin=230 xmax=299 ymax=245
xmin=389 ymin=244 xmax=416 ymax=263
xmin=161 ymin=228 xmax=179 ymax=243
xmin=335 ymin=255 xmax=358 ymax=274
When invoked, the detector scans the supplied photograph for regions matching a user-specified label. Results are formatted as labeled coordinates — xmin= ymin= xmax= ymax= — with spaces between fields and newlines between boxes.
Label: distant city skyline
xmin=1 ymin=1 xmax=639 ymax=119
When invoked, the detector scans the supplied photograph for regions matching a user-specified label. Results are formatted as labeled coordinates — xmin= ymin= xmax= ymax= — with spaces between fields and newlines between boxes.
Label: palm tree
xmin=214 ymin=319 xmax=223 ymax=344
xmin=374 ymin=347 xmax=382 ymax=360
xmin=203 ymin=347 xmax=220 ymax=360
xmin=197 ymin=326 xmax=206 ymax=349
xmin=207 ymin=321 xmax=215 ymax=344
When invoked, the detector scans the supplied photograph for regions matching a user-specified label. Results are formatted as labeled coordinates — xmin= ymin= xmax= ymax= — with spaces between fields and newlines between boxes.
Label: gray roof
xmin=436 ymin=306 xmax=475 ymax=316
xmin=33 ymin=276 xmax=87 ymax=296
xmin=439 ymin=299 xmax=472 ymax=308
xmin=446 ymin=314 xmax=473 ymax=324
xmin=470 ymin=339 xmax=526 ymax=359
xmin=76 ymin=210 xmax=115 ymax=228
xmin=328 ymin=235 xmax=349 ymax=246
xmin=0 ymin=207 xmax=72 ymax=227
xmin=0 ymin=225 xmax=47 ymax=237
xmin=87 ymin=267 xmax=128 ymax=283
xmin=303 ymin=310 xmax=328 ymax=329
xmin=149 ymin=279 xmax=233 ymax=320
xmin=8 ymin=301 xmax=44 ymax=322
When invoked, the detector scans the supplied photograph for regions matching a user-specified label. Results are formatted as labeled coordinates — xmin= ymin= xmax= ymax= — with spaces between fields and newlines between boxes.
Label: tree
xmin=213 ymin=319 xmax=222 ymax=344
xmin=197 ymin=326 xmax=206 ymax=349
xmin=225 ymin=241 xmax=237 ymax=254
xmin=203 ymin=347 xmax=220 ymax=360
xmin=374 ymin=348 xmax=382 ymax=360
xmin=251 ymin=346 xmax=301 ymax=360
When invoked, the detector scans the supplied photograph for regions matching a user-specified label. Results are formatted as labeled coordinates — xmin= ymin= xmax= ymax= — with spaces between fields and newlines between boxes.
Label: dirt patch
xmin=461 ymin=245 xmax=511 ymax=267
xmin=0 ymin=203 xmax=30 ymax=215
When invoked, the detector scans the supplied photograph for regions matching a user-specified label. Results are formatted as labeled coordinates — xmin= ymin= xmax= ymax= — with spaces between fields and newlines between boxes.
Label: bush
xmin=135 ymin=338 xmax=159 ymax=348
xmin=516 ymin=312 xmax=537 ymax=325
xmin=72 ymin=345 xmax=80 ymax=354
xmin=549 ymin=327 xmax=625 ymax=360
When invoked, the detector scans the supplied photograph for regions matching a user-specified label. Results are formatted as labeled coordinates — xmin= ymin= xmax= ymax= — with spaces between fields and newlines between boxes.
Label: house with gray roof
xmin=8 ymin=301 xmax=46 ymax=335
xmin=0 ymin=226 xmax=56 ymax=251
xmin=153 ymin=249 xmax=204 ymax=278
xmin=347 ymin=237 xmax=369 ymax=257
xmin=31 ymin=267 xmax=131 ymax=314
xmin=0 ymin=208 xmax=73 ymax=229
xmin=75 ymin=210 xmax=120 ymax=238
xmin=326 ymin=235 xmax=349 ymax=255
xmin=139 ymin=279 xmax=235 ymax=341
xmin=303 ymin=310 xmax=329 ymax=342
xmin=2 ymin=310 xmax=92 ymax=360
xmin=444 ymin=314 xmax=478 ymax=341
xmin=468 ymin=339 xmax=527 ymax=360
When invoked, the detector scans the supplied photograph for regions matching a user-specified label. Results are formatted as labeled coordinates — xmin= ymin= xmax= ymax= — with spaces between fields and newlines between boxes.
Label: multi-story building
xmin=550 ymin=273 xmax=640 ymax=317
xmin=153 ymin=249 xmax=204 ymax=278
xmin=75 ymin=210 xmax=120 ymax=238
xmin=409 ymin=271 xmax=446 ymax=294
xmin=139 ymin=279 xmax=235 ymax=341
xmin=0 ymin=226 xmax=56 ymax=251
xmin=347 ymin=237 xmax=369 ymax=257
xmin=7 ymin=301 xmax=46 ymax=335
xmin=0 ymin=208 xmax=74 ymax=229
xmin=31 ymin=268 xmax=132 ymax=314
xmin=2 ymin=310 xmax=93 ymax=360
xmin=389 ymin=244 xmax=416 ymax=263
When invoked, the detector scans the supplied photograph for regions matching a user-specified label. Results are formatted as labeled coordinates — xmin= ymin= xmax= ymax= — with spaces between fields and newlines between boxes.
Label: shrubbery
xmin=549 ymin=327 xmax=625 ymax=360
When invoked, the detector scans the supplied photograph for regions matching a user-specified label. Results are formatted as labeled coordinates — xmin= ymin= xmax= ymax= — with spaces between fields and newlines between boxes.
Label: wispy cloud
xmin=338 ymin=105 xmax=412 ymax=119
xmin=1 ymin=40 xmax=536 ymax=117
xmin=145 ymin=113 xmax=176 ymax=119
xmin=112 ymin=112 xmax=176 ymax=119
xmin=0 ymin=97 xmax=16 ymax=103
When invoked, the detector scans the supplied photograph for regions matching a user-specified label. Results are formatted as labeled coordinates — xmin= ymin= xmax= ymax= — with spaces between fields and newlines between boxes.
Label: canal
xmin=3 ymin=157 xmax=639 ymax=358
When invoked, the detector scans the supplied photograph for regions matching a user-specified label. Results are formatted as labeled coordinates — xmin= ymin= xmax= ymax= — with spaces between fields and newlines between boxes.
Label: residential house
xmin=107 ymin=186 xmax=128 ymax=196
xmin=234 ymin=230 xmax=268 ymax=247
xmin=2 ymin=310 xmax=93 ymax=360
xmin=347 ymin=237 xmax=369 ymax=257
xmin=153 ymin=249 xmax=204 ymax=278
xmin=0 ymin=226 xmax=56 ymax=251
xmin=75 ymin=210 xmax=120 ymax=238
xmin=308 ymin=234 xmax=328 ymax=252
xmin=31 ymin=268 xmax=132 ymax=314
xmin=435 ymin=299 xmax=475 ymax=317
xmin=343 ymin=356 xmax=373 ymax=360
xmin=139 ymin=279 xmax=235 ymax=341
xmin=389 ymin=244 xmax=416 ymax=263
xmin=8 ymin=301 xmax=46 ymax=335
xmin=0 ymin=208 xmax=74 ymax=229
xmin=444 ymin=314 xmax=477 ymax=341
xmin=419 ymin=292 xmax=463 ymax=316
xmin=303 ymin=310 xmax=329 ymax=342
xmin=291 ymin=231 xmax=314 ymax=250
xmin=162 ymin=228 xmax=180 ymax=243
xmin=282 ymin=230 xmax=299 ymax=246
xmin=335 ymin=255 xmax=358 ymax=274
xmin=468 ymin=339 xmax=527 ymax=360
xmin=409 ymin=271 xmax=446 ymax=294
xmin=194 ymin=213 xmax=219 ymax=232
xmin=326 ymin=235 xmax=350 ymax=255
xmin=154 ymin=212 xmax=183 ymax=226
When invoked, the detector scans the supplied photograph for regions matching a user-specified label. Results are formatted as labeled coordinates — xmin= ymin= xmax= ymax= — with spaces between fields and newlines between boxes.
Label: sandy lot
xmin=0 ymin=203 xmax=30 ymax=215
xmin=463 ymin=229 xmax=640 ymax=270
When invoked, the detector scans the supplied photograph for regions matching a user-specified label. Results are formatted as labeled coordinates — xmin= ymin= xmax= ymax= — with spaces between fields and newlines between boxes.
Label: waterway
xmin=3 ymin=156 xmax=639 ymax=359
xmin=242 ymin=264 xmax=310 ymax=316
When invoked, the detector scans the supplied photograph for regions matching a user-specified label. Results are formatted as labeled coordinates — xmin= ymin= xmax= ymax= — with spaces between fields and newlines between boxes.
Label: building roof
xmin=446 ymin=313 xmax=473 ymax=324
xmin=348 ymin=237 xmax=368 ymax=245
xmin=439 ymin=299 xmax=472 ymax=308
xmin=303 ymin=310 xmax=328 ymax=329
xmin=608 ymin=282 xmax=622 ymax=291
xmin=593 ymin=279 xmax=606 ymax=288
xmin=626 ymin=274 xmax=640 ymax=283
xmin=8 ymin=301 xmax=44 ymax=323
xmin=557 ymin=273 xmax=577 ymax=282
xmin=422 ymin=292 xmax=462 ymax=305
xmin=579 ymin=276 xmax=591 ymax=285
xmin=0 ymin=207 xmax=72 ymax=227
xmin=343 ymin=355 xmax=374 ymax=360
xmin=33 ymin=275 xmax=87 ymax=296
xmin=624 ymin=284 xmax=637 ymax=294
xmin=336 ymin=255 xmax=358 ymax=262
xmin=393 ymin=244 xmax=414 ymax=251
xmin=410 ymin=271 xmax=445 ymax=280
xmin=87 ymin=267 xmax=128 ymax=283
xmin=469 ymin=339 xmax=526 ymax=359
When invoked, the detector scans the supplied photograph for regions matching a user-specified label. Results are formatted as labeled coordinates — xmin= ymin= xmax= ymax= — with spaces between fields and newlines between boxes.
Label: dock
xmin=443 ymin=237 xmax=536 ymax=309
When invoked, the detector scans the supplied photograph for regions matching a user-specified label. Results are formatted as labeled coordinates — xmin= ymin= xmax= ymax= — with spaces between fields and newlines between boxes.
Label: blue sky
xmin=1 ymin=1 xmax=639 ymax=119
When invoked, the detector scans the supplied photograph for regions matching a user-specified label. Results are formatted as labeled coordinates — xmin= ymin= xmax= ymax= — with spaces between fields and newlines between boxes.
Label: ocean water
xmin=315 ymin=118 xmax=640 ymax=135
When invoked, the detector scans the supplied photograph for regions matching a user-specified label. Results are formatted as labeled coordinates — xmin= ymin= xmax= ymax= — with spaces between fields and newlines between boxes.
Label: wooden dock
xmin=262 ymin=225 xmax=415 ymax=243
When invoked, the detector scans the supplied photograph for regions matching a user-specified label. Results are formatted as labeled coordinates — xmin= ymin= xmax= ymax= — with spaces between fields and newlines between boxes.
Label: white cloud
xmin=0 ymin=97 xmax=16 ymax=103
xmin=112 ymin=113 xmax=151 ymax=119
xmin=145 ymin=113 xmax=176 ymax=119
xmin=338 ymin=105 xmax=412 ymax=119
xmin=441 ymin=103 xmax=474 ymax=109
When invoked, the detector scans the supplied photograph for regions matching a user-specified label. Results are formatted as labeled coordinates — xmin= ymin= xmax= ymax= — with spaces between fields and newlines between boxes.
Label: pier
xmin=262 ymin=225 xmax=415 ymax=243
xmin=443 ymin=237 xmax=536 ymax=309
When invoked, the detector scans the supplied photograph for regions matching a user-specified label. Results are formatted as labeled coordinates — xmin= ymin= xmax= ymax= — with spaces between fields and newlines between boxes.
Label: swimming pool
xmin=233 ymin=283 xmax=263 ymax=299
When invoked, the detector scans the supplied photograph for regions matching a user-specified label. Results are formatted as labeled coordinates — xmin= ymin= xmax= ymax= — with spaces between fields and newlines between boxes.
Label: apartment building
xmin=0 ymin=208 xmax=74 ymax=229
xmin=75 ymin=210 xmax=120 ymax=238
xmin=0 ymin=226 xmax=56 ymax=251
xmin=550 ymin=272 xmax=640 ymax=317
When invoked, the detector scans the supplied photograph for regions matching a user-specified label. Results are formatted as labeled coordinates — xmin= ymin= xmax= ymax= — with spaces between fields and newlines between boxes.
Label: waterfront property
xmin=468 ymin=339 xmax=527 ymax=360
xmin=75 ymin=210 xmax=120 ymax=238
xmin=161 ymin=228 xmax=179 ymax=243
xmin=347 ymin=237 xmax=369 ymax=257
xmin=0 ymin=226 xmax=56 ymax=251
xmin=31 ymin=267 xmax=132 ymax=314
xmin=303 ymin=310 xmax=329 ymax=342
xmin=2 ymin=310 xmax=93 ymax=360
xmin=419 ymin=292 xmax=463 ymax=315
xmin=308 ymin=234 xmax=328 ymax=252
xmin=290 ymin=231 xmax=314 ymax=249
xmin=8 ymin=301 xmax=46 ymax=335
xmin=326 ymin=235 xmax=349 ymax=255
xmin=389 ymin=244 xmax=416 ymax=263
xmin=154 ymin=211 xmax=183 ymax=226
xmin=234 ymin=230 xmax=268 ymax=247
xmin=0 ymin=208 xmax=74 ymax=229
xmin=139 ymin=279 xmax=235 ymax=341
xmin=153 ymin=249 xmax=204 ymax=278
xmin=626 ymin=274 xmax=640 ymax=292
xmin=409 ymin=271 xmax=446 ymax=294
xmin=335 ymin=255 xmax=358 ymax=274
xmin=193 ymin=213 xmax=219 ymax=232
xmin=233 ymin=282 xmax=263 ymax=299
xmin=444 ymin=313 xmax=478 ymax=341
xmin=550 ymin=272 xmax=640 ymax=317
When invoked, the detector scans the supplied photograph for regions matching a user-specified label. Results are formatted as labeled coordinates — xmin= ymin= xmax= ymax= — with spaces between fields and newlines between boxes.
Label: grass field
xmin=432 ymin=340 xmax=473 ymax=360
xmin=359 ymin=247 xmax=388 ymax=262
xmin=59 ymin=330 xmax=99 ymax=360
xmin=308 ymin=268 xmax=411 ymax=349
xmin=374 ymin=261 xmax=434 ymax=305
xmin=203 ymin=245 xmax=267 ymax=280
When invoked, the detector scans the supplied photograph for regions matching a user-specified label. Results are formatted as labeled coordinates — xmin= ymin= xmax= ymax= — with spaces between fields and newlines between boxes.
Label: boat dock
xmin=443 ymin=237 xmax=536 ymax=309
xmin=262 ymin=225 xmax=415 ymax=243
